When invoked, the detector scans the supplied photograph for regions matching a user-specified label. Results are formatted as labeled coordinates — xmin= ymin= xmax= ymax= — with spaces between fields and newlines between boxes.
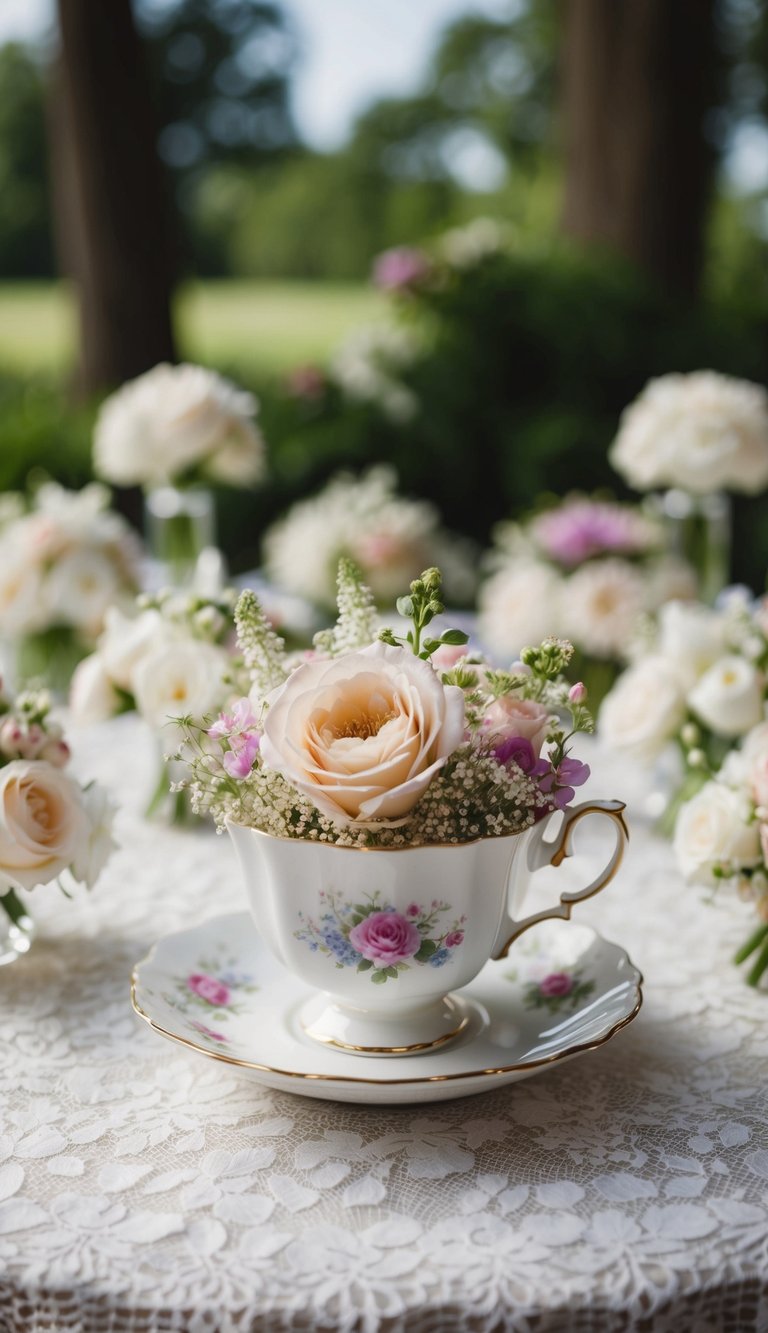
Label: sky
xmin=0 ymin=0 xmax=510 ymax=151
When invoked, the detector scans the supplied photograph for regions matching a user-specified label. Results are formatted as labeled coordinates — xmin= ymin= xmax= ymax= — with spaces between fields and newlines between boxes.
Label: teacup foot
xmin=299 ymin=991 xmax=475 ymax=1057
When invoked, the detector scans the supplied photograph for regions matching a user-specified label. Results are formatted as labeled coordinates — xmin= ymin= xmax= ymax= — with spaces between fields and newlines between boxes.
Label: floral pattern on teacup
xmin=294 ymin=889 xmax=467 ymax=984
xmin=522 ymin=970 xmax=595 ymax=1013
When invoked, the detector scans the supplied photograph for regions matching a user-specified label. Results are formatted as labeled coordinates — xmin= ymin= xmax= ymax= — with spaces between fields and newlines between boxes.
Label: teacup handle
xmin=491 ymin=799 xmax=628 ymax=960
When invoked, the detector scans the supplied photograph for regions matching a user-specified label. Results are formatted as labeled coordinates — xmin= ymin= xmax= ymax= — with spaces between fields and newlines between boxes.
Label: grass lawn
xmin=0 ymin=279 xmax=386 ymax=379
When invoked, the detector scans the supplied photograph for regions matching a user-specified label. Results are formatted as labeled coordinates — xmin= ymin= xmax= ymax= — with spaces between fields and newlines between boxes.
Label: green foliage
xmin=0 ymin=44 xmax=53 ymax=278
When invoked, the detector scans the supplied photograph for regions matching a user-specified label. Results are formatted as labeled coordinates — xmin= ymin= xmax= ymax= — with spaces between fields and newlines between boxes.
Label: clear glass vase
xmin=657 ymin=489 xmax=731 ymax=604
xmin=0 ymin=889 xmax=35 ymax=966
xmin=144 ymin=485 xmax=216 ymax=590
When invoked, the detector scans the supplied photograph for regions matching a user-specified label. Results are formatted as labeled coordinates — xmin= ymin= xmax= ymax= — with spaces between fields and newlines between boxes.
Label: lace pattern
xmin=1 ymin=716 xmax=767 ymax=1332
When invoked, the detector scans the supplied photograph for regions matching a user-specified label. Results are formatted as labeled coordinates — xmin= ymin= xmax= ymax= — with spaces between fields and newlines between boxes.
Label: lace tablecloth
xmin=2 ymin=718 xmax=768 ymax=1333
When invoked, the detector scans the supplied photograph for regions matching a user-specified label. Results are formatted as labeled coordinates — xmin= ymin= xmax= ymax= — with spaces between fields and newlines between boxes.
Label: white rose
xmin=43 ymin=549 xmax=123 ymax=639
xmin=132 ymin=641 xmax=227 ymax=730
xmin=0 ymin=543 xmax=46 ymax=636
xmin=599 ymin=656 xmax=687 ymax=762
xmin=674 ymin=781 xmax=761 ymax=886
xmin=610 ymin=371 xmax=768 ymax=494
xmin=259 ymin=641 xmax=465 ymax=825
xmin=0 ymin=761 xmax=89 ymax=892
xmin=70 ymin=654 xmax=122 ymax=726
xmin=477 ymin=560 xmax=563 ymax=661
xmin=688 ymin=656 xmax=764 ymax=738
xmin=656 ymin=600 xmax=727 ymax=684
xmin=99 ymin=608 xmax=172 ymax=693
xmin=93 ymin=362 xmax=264 ymax=488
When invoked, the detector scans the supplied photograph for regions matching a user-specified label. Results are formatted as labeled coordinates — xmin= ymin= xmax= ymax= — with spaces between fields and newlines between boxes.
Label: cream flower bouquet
xmin=174 ymin=562 xmax=593 ymax=848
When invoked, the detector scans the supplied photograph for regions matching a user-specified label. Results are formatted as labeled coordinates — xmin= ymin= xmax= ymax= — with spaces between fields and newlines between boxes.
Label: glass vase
xmin=657 ymin=489 xmax=731 ymax=605
xmin=0 ymin=888 xmax=35 ymax=966
xmin=144 ymin=485 xmax=216 ymax=590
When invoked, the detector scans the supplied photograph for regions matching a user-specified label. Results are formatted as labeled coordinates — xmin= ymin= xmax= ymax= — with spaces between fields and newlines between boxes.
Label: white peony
xmin=132 ymin=640 xmax=227 ymax=730
xmin=688 ymin=656 xmax=765 ymax=739
xmin=0 ymin=761 xmax=90 ymax=893
xmin=599 ymin=655 xmax=687 ymax=762
xmin=43 ymin=549 xmax=124 ymax=639
xmin=477 ymin=560 xmax=563 ymax=661
xmin=610 ymin=370 xmax=768 ymax=495
xmin=259 ymin=641 xmax=465 ymax=825
xmin=561 ymin=558 xmax=646 ymax=659
xmin=98 ymin=607 xmax=174 ymax=693
xmin=93 ymin=362 xmax=265 ymax=488
xmin=69 ymin=654 xmax=122 ymax=726
xmin=674 ymin=781 xmax=761 ymax=886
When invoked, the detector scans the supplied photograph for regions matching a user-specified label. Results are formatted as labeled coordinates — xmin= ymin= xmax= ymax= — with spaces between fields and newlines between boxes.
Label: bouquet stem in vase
xmin=0 ymin=889 xmax=35 ymax=966
xmin=658 ymin=489 xmax=731 ymax=604
xmin=144 ymin=485 xmax=215 ymax=589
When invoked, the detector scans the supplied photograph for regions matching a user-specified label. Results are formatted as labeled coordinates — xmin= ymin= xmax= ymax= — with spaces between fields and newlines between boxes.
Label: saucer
xmin=131 ymin=913 xmax=643 ymax=1105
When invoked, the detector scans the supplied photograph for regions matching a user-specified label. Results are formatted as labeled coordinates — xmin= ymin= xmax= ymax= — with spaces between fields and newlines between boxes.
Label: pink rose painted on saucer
xmin=187 ymin=973 xmax=231 ymax=1007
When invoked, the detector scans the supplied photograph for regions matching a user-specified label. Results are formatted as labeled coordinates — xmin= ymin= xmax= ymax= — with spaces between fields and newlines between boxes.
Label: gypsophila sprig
xmin=176 ymin=561 xmax=593 ymax=846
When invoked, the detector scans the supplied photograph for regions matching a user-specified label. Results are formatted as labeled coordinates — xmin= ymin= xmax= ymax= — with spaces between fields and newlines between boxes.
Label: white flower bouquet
xmin=70 ymin=589 xmax=234 ymax=820
xmin=0 ymin=681 xmax=116 ymax=957
xmin=262 ymin=466 xmax=477 ymax=613
xmin=478 ymin=493 xmax=694 ymax=700
xmin=0 ymin=482 xmax=141 ymax=687
xmin=174 ymin=562 xmax=593 ymax=848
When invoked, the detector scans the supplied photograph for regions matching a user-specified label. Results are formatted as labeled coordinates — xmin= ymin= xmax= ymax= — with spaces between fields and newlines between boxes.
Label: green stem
xmin=1 ymin=888 xmax=30 ymax=927
xmin=746 ymin=935 xmax=768 ymax=987
xmin=733 ymin=922 xmax=768 ymax=965
xmin=146 ymin=762 xmax=171 ymax=819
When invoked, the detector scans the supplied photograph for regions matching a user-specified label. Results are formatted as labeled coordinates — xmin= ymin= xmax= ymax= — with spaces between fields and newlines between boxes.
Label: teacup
xmin=228 ymin=799 xmax=627 ymax=1056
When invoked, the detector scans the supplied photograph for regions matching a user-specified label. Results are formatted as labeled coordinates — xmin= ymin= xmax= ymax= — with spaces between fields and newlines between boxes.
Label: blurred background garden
xmin=2 ymin=0 xmax=768 ymax=584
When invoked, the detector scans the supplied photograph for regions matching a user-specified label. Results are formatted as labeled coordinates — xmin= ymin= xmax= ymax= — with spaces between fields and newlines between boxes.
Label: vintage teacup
xmin=228 ymin=799 xmax=628 ymax=1056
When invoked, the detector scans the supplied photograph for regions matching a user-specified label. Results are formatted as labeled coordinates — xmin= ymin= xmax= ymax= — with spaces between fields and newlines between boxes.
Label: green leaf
xmin=353 ymin=903 xmax=369 ymax=915
xmin=415 ymin=939 xmax=437 ymax=962
xmin=357 ymin=959 xmax=374 ymax=972
xmin=423 ymin=638 xmax=442 ymax=653
xmin=371 ymin=970 xmax=388 ymax=984
xmin=350 ymin=914 xmax=365 ymax=926
xmin=384 ymin=966 xmax=399 ymax=978
xmin=440 ymin=628 xmax=469 ymax=645
xmin=396 ymin=596 xmax=415 ymax=618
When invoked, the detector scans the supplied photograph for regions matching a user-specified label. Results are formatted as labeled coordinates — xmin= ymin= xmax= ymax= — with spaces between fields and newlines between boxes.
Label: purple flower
xmin=209 ymin=698 xmax=261 ymax=780
xmin=530 ymin=499 xmax=651 ymax=567
xmin=348 ymin=911 xmax=422 ymax=966
xmin=539 ymin=972 xmax=574 ymax=998
xmin=372 ymin=246 xmax=431 ymax=292
xmin=223 ymin=733 xmax=261 ymax=778
xmin=188 ymin=974 xmax=231 ymax=1007
xmin=538 ymin=757 xmax=590 ymax=809
xmin=493 ymin=734 xmax=540 ymax=773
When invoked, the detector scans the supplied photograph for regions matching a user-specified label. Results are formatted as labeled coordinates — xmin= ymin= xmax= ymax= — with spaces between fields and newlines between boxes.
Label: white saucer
xmin=131 ymin=912 xmax=643 ymax=1105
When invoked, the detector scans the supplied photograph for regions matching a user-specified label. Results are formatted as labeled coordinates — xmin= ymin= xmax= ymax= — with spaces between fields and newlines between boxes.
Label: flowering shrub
xmin=175 ymin=561 xmax=592 ymax=848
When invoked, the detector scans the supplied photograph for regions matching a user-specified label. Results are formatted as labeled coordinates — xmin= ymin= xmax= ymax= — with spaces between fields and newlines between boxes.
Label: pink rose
xmin=484 ymin=697 xmax=550 ymax=756
xmin=348 ymin=911 xmax=422 ymax=966
xmin=406 ymin=902 xmax=421 ymax=917
xmin=431 ymin=643 xmax=469 ymax=672
xmin=445 ymin=930 xmax=464 ymax=948
xmin=539 ymin=972 xmax=573 ymax=998
xmin=188 ymin=973 xmax=231 ymax=1007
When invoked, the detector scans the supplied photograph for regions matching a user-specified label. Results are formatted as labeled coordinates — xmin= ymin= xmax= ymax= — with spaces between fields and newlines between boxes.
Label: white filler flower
xmin=610 ymin=371 xmax=768 ymax=494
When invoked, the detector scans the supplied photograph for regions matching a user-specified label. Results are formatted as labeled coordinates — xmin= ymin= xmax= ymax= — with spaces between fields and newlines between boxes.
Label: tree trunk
xmin=53 ymin=0 xmax=176 ymax=395
xmin=561 ymin=0 xmax=718 ymax=300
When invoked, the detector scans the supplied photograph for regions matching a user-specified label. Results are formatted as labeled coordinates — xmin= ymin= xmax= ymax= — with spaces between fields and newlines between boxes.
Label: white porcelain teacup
xmin=228 ymin=799 xmax=628 ymax=1056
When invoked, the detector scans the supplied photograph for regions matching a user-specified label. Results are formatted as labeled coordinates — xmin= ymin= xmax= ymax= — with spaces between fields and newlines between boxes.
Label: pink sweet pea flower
xmin=209 ymin=698 xmax=261 ymax=780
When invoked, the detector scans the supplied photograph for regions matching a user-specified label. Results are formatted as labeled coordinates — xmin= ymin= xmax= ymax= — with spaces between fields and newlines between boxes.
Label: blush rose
xmin=0 ymin=760 xmax=89 ymax=892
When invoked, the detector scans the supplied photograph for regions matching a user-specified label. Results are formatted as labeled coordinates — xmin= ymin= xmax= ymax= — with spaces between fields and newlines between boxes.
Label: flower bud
xmin=0 ymin=717 xmax=23 ymax=757
xmin=568 ymin=682 xmax=587 ymax=705
xmin=39 ymin=739 xmax=71 ymax=768
xmin=687 ymin=748 xmax=706 ymax=768
xmin=680 ymin=722 xmax=700 ymax=747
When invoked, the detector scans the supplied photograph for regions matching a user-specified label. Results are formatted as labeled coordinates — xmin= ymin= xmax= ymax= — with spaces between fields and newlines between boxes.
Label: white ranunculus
xmin=674 ymin=781 xmax=761 ymax=886
xmin=610 ymin=370 xmax=768 ymax=494
xmin=43 ymin=549 xmax=123 ymax=639
xmin=93 ymin=362 xmax=265 ymax=488
xmin=561 ymin=558 xmax=646 ymax=659
xmin=688 ymin=656 xmax=764 ymax=738
xmin=477 ymin=560 xmax=563 ymax=661
xmin=599 ymin=656 xmax=687 ymax=762
xmin=655 ymin=599 xmax=728 ymax=685
xmin=69 ymin=654 xmax=122 ymax=726
xmin=132 ymin=641 xmax=227 ymax=730
xmin=98 ymin=608 xmax=173 ymax=693
xmin=259 ymin=641 xmax=466 ymax=825
xmin=0 ymin=760 xmax=89 ymax=892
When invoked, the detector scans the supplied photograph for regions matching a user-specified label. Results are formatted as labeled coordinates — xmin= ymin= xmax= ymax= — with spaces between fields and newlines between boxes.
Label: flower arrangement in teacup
xmin=173 ymin=561 xmax=627 ymax=1055
xmin=0 ymin=481 xmax=141 ymax=690
xmin=0 ymin=681 xmax=116 ymax=962
xmin=70 ymin=588 xmax=234 ymax=820
xmin=477 ymin=492 xmax=695 ymax=704
xmin=599 ymin=589 xmax=768 ymax=831
xmin=262 ymin=465 xmax=476 ymax=613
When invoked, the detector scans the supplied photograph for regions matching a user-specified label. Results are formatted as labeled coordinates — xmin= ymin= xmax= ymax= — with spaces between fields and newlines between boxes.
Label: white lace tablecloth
xmin=2 ymin=717 xmax=768 ymax=1333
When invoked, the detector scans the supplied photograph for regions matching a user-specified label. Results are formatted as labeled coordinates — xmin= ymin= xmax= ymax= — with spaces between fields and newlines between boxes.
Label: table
xmin=1 ymin=718 xmax=767 ymax=1332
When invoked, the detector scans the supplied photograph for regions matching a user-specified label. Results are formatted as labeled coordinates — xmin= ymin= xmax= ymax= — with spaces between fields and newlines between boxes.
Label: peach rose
xmin=0 ymin=761 xmax=88 ymax=892
xmin=259 ymin=642 xmax=465 ymax=825
xmin=483 ymin=696 xmax=550 ymax=757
